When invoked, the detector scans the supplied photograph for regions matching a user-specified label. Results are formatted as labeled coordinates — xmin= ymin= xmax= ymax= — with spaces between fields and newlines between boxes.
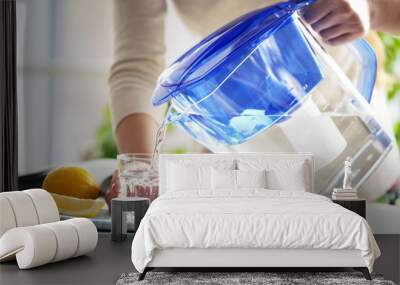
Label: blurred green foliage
xmin=379 ymin=33 xmax=400 ymax=73
xmin=395 ymin=122 xmax=400 ymax=147
xmin=378 ymin=33 xmax=400 ymax=148
xmin=96 ymin=106 xmax=118 ymax=159
xmin=388 ymin=82 xmax=400 ymax=101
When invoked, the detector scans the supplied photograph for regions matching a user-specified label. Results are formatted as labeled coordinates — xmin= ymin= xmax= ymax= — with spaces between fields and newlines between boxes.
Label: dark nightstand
xmin=111 ymin=197 xmax=150 ymax=242
xmin=332 ymin=199 xmax=366 ymax=218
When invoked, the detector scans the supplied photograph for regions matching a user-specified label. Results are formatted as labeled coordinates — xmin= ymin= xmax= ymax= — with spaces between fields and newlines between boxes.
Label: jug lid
xmin=152 ymin=0 xmax=315 ymax=106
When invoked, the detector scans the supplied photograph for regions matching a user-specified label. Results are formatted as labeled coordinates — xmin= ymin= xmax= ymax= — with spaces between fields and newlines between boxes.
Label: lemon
xmin=43 ymin=166 xmax=101 ymax=199
xmin=51 ymin=193 xmax=105 ymax=218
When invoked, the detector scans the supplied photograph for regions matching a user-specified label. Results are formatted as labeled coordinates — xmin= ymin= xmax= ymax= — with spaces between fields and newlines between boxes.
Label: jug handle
xmin=293 ymin=0 xmax=376 ymax=103
xmin=350 ymin=39 xmax=377 ymax=103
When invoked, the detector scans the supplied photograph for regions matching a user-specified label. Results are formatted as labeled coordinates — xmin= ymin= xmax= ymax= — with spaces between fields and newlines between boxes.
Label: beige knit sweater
xmin=109 ymin=0 xmax=279 ymax=129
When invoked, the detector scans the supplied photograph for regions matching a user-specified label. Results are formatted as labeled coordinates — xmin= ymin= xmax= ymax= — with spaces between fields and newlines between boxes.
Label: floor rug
xmin=116 ymin=271 xmax=396 ymax=285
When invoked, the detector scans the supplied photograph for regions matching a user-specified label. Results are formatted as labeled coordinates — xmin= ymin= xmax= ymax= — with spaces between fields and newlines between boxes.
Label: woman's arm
xmin=303 ymin=0 xmax=400 ymax=46
xmin=116 ymin=114 xmax=159 ymax=154
xmin=109 ymin=0 xmax=167 ymax=154
xmin=106 ymin=0 xmax=167 ymax=207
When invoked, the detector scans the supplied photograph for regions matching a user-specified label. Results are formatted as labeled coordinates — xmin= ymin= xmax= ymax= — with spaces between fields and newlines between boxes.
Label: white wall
xmin=17 ymin=0 xmax=54 ymax=174
xmin=48 ymin=0 xmax=114 ymax=167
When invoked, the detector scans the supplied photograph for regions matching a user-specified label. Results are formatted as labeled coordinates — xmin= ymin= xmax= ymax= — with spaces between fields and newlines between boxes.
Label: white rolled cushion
xmin=66 ymin=218 xmax=98 ymax=257
xmin=0 ymin=218 xmax=97 ymax=269
xmin=42 ymin=221 xmax=79 ymax=262
xmin=236 ymin=169 xmax=267 ymax=189
xmin=211 ymin=168 xmax=236 ymax=190
xmin=0 ymin=226 xmax=57 ymax=269
xmin=167 ymin=162 xmax=211 ymax=191
xmin=24 ymin=189 xmax=59 ymax=224
xmin=1 ymin=192 xmax=39 ymax=227
xmin=0 ymin=196 xmax=17 ymax=237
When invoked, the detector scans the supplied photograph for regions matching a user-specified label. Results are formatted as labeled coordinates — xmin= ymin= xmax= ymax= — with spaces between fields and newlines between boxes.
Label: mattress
xmin=131 ymin=190 xmax=380 ymax=272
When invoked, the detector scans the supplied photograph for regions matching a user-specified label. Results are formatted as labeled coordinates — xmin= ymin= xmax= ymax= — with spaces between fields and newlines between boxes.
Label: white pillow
xmin=238 ymin=159 xmax=308 ymax=191
xmin=211 ymin=168 xmax=236 ymax=190
xmin=167 ymin=162 xmax=211 ymax=191
xmin=236 ymin=169 xmax=267 ymax=189
xmin=267 ymin=163 xmax=306 ymax=191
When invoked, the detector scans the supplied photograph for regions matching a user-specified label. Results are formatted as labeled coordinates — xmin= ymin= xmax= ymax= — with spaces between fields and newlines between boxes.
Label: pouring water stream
xmin=150 ymin=120 xmax=168 ymax=169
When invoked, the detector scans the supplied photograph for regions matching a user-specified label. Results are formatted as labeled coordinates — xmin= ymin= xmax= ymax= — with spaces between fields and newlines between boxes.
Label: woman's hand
xmin=302 ymin=0 xmax=371 ymax=45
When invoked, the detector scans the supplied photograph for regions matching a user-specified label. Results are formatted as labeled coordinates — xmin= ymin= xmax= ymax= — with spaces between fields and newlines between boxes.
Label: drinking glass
xmin=117 ymin=154 xmax=159 ymax=202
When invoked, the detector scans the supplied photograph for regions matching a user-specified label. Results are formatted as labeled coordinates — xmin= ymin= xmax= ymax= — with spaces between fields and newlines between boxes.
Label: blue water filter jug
xmin=152 ymin=0 xmax=398 ymax=199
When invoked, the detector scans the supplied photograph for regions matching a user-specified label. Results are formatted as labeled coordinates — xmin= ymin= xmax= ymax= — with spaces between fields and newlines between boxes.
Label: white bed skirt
xmin=148 ymin=248 xmax=366 ymax=268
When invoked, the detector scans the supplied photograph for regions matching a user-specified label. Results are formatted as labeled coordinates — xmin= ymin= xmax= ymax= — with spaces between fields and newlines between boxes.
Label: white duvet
xmin=131 ymin=190 xmax=380 ymax=272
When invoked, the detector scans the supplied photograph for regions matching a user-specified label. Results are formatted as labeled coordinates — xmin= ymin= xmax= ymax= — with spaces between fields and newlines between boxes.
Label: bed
xmin=131 ymin=153 xmax=380 ymax=280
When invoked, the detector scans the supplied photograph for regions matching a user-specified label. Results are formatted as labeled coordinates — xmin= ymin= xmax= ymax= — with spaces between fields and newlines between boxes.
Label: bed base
xmin=138 ymin=248 xmax=372 ymax=281
xmin=138 ymin=267 xmax=371 ymax=281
